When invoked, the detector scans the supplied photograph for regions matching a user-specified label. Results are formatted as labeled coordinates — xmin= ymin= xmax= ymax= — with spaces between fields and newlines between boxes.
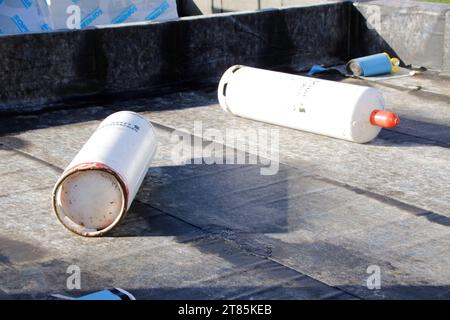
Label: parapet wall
xmin=0 ymin=2 xmax=349 ymax=113
xmin=178 ymin=0 xmax=450 ymax=72
xmin=0 ymin=0 xmax=448 ymax=113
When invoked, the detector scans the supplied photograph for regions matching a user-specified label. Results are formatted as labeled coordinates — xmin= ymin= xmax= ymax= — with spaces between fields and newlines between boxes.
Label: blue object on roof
xmin=307 ymin=65 xmax=330 ymax=76
xmin=51 ymin=288 xmax=135 ymax=300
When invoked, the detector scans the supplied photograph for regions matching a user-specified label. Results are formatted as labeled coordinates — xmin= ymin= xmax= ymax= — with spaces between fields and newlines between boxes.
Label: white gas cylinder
xmin=218 ymin=65 xmax=399 ymax=143
xmin=52 ymin=111 xmax=157 ymax=237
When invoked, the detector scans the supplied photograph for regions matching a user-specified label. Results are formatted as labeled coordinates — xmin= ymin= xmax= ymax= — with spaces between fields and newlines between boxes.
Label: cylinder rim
xmin=52 ymin=163 xmax=129 ymax=237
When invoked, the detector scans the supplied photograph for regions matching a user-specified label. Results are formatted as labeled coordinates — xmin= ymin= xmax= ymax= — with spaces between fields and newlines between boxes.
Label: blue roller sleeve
xmin=351 ymin=53 xmax=393 ymax=77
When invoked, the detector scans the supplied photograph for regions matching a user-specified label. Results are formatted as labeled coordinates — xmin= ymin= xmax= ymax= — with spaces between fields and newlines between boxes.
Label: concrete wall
xmin=350 ymin=0 xmax=450 ymax=73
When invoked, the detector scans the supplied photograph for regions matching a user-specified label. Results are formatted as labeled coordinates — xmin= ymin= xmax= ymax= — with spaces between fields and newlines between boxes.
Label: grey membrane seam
xmin=151 ymin=120 xmax=450 ymax=226
xmin=135 ymin=198 xmax=360 ymax=300
xmin=0 ymin=141 xmax=63 ymax=174
xmin=358 ymin=77 xmax=450 ymax=102
xmin=384 ymin=128 xmax=450 ymax=149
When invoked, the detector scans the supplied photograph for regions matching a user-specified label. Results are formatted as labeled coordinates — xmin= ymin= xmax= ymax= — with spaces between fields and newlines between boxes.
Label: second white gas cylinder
xmin=218 ymin=65 xmax=399 ymax=143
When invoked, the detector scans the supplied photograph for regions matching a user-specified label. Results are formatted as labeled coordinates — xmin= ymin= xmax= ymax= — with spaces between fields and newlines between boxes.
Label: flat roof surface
xmin=0 ymin=69 xmax=449 ymax=300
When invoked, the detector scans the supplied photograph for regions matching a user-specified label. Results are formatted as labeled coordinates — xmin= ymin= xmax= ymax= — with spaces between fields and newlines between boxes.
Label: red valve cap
xmin=370 ymin=110 xmax=400 ymax=129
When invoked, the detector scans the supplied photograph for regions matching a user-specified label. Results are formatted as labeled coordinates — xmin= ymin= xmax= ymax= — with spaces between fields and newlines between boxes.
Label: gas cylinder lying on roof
xmin=218 ymin=65 xmax=400 ymax=143
xmin=52 ymin=111 xmax=157 ymax=237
